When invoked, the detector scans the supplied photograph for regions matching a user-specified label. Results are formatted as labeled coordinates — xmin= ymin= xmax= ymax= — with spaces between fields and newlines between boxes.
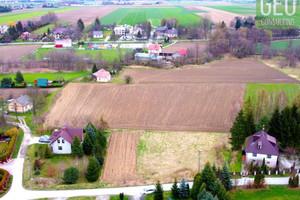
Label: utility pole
xmin=198 ymin=150 xmax=201 ymax=172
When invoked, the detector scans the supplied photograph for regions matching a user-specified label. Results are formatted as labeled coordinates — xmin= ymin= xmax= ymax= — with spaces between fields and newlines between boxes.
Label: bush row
xmin=0 ymin=169 xmax=9 ymax=191
xmin=0 ymin=134 xmax=17 ymax=162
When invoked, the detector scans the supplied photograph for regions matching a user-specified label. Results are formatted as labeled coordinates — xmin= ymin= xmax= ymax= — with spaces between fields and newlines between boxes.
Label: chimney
xmin=62 ymin=127 xmax=66 ymax=131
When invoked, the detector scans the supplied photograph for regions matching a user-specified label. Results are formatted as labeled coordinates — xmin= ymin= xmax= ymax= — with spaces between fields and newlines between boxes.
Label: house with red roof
xmin=245 ymin=130 xmax=279 ymax=168
xmin=148 ymin=44 xmax=162 ymax=55
xmin=172 ymin=49 xmax=187 ymax=59
xmin=92 ymin=69 xmax=111 ymax=82
xmin=49 ymin=126 xmax=83 ymax=154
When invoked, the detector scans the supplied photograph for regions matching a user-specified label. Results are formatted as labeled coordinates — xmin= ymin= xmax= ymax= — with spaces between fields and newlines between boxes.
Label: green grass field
xmin=0 ymin=8 xmax=77 ymax=25
xmin=245 ymin=83 xmax=300 ymax=104
xmin=25 ymin=48 xmax=128 ymax=62
xmin=32 ymin=21 xmax=69 ymax=34
xmin=256 ymin=39 xmax=300 ymax=53
xmin=101 ymin=6 xmax=204 ymax=26
xmin=0 ymin=71 xmax=89 ymax=84
xmin=230 ymin=185 xmax=300 ymax=200
xmin=12 ymin=128 xmax=24 ymax=158
xmin=206 ymin=4 xmax=256 ymax=15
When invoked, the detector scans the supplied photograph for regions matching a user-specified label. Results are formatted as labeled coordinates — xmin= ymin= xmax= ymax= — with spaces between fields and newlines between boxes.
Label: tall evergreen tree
xmin=291 ymin=104 xmax=300 ymax=147
xmin=154 ymin=181 xmax=164 ymax=200
xmin=82 ymin=134 xmax=93 ymax=155
xmin=220 ymin=164 xmax=232 ymax=191
xmin=71 ymin=136 xmax=83 ymax=157
xmin=14 ymin=71 xmax=24 ymax=84
xmin=77 ymin=18 xmax=85 ymax=32
xmin=201 ymin=162 xmax=217 ymax=192
xmin=179 ymin=178 xmax=189 ymax=199
xmin=268 ymin=108 xmax=281 ymax=140
xmin=243 ymin=97 xmax=256 ymax=138
xmin=92 ymin=64 xmax=98 ymax=73
xmin=16 ymin=21 xmax=23 ymax=34
xmin=230 ymin=110 xmax=246 ymax=149
xmin=255 ymin=115 xmax=269 ymax=132
xmin=171 ymin=179 xmax=180 ymax=198
xmin=212 ymin=182 xmax=230 ymax=200
xmin=85 ymin=158 xmax=100 ymax=182
xmin=279 ymin=107 xmax=293 ymax=147
xmin=86 ymin=124 xmax=96 ymax=142
xmin=95 ymin=17 xmax=101 ymax=26
xmin=191 ymin=173 xmax=202 ymax=200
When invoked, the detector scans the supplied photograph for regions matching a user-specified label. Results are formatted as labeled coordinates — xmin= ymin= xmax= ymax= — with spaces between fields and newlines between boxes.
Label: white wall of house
xmin=50 ymin=137 xmax=72 ymax=154
xmin=97 ymin=76 xmax=111 ymax=82
xmin=93 ymin=34 xmax=103 ymax=38
xmin=114 ymin=27 xmax=125 ymax=35
xmin=246 ymin=152 xmax=278 ymax=168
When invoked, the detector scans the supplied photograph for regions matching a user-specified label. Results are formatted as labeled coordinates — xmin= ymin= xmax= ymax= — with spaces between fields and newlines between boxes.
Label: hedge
xmin=0 ymin=169 xmax=9 ymax=191
xmin=0 ymin=134 xmax=17 ymax=163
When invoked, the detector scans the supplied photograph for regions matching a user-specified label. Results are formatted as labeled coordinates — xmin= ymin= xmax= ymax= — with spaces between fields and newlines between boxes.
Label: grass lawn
xmin=32 ymin=21 xmax=70 ymax=35
xmin=68 ymin=197 xmax=96 ymax=200
xmin=110 ymin=195 xmax=129 ymax=200
xmin=145 ymin=191 xmax=190 ymax=200
xmin=137 ymin=131 xmax=231 ymax=182
xmin=23 ymin=144 xmax=106 ymax=190
xmin=245 ymin=83 xmax=300 ymax=104
xmin=230 ymin=150 xmax=242 ymax=172
xmin=101 ymin=6 xmax=204 ymax=26
xmin=230 ymin=185 xmax=300 ymax=200
xmin=206 ymin=4 xmax=256 ymax=15
xmin=256 ymin=39 xmax=300 ymax=53
xmin=12 ymin=128 xmax=24 ymax=158
xmin=24 ymin=48 xmax=128 ymax=63
xmin=0 ymin=8 xmax=77 ymax=25
xmin=0 ymin=71 xmax=89 ymax=84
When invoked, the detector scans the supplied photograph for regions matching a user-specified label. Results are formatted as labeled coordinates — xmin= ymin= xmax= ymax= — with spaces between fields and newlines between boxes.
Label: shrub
xmin=1 ymin=77 xmax=12 ymax=87
xmin=44 ymin=145 xmax=52 ymax=158
xmin=62 ymin=167 xmax=79 ymax=184
xmin=125 ymin=75 xmax=132 ymax=84
xmin=254 ymin=173 xmax=265 ymax=188
xmin=85 ymin=158 xmax=100 ymax=182
xmin=289 ymin=174 xmax=299 ymax=188
xmin=0 ymin=169 xmax=9 ymax=188
xmin=72 ymin=136 xmax=83 ymax=157
xmin=34 ymin=169 xmax=40 ymax=175
xmin=33 ymin=158 xmax=45 ymax=170
xmin=0 ymin=135 xmax=17 ymax=161
xmin=46 ymin=166 xmax=56 ymax=177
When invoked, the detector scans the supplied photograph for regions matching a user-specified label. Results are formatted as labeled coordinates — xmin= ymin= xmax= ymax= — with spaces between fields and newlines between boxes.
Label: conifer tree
xmin=85 ymin=158 xmax=100 ymax=182
xmin=72 ymin=136 xmax=83 ymax=157
xmin=191 ymin=173 xmax=202 ymax=200
xmin=212 ymin=182 xmax=230 ymax=200
xmin=220 ymin=164 xmax=232 ymax=191
xmin=62 ymin=167 xmax=79 ymax=184
xmin=82 ymin=134 xmax=93 ymax=155
xmin=86 ymin=124 xmax=96 ymax=142
xmin=92 ymin=64 xmax=98 ymax=73
xmin=154 ymin=181 xmax=164 ymax=200
xmin=44 ymin=145 xmax=53 ymax=158
xmin=268 ymin=108 xmax=281 ymax=141
xmin=171 ymin=179 xmax=180 ymax=198
xmin=230 ymin=110 xmax=245 ymax=149
xmin=77 ymin=18 xmax=85 ymax=31
xmin=179 ymin=178 xmax=189 ymax=199
xmin=201 ymin=162 xmax=217 ymax=192
xmin=15 ymin=71 xmax=24 ymax=84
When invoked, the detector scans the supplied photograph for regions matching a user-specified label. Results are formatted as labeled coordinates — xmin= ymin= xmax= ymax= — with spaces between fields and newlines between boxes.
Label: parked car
xmin=39 ymin=135 xmax=50 ymax=143
xmin=143 ymin=188 xmax=154 ymax=194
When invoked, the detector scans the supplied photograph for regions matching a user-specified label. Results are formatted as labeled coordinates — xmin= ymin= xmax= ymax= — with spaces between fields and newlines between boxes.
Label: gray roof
xmin=15 ymin=95 xmax=32 ymax=106
xmin=246 ymin=130 xmax=279 ymax=156
xmin=93 ymin=31 xmax=103 ymax=35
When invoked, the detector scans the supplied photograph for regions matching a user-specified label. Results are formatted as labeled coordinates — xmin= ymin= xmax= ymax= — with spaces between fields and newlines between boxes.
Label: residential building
xmin=172 ymin=49 xmax=187 ymax=59
xmin=55 ymin=39 xmax=72 ymax=48
xmin=93 ymin=69 xmax=111 ymax=82
xmin=114 ymin=24 xmax=133 ymax=36
xmin=49 ymin=126 xmax=84 ymax=154
xmin=165 ymin=29 xmax=178 ymax=38
xmin=53 ymin=28 xmax=67 ymax=39
xmin=148 ymin=44 xmax=162 ymax=55
xmin=134 ymin=53 xmax=162 ymax=61
xmin=245 ymin=130 xmax=279 ymax=168
xmin=8 ymin=95 xmax=33 ymax=113
xmin=93 ymin=31 xmax=103 ymax=39
xmin=0 ymin=25 xmax=8 ymax=34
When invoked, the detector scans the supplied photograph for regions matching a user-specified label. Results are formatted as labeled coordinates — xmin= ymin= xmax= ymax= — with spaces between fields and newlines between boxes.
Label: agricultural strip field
xmin=120 ymin=59 xmax=300 ymax=84
xmin=185 ymin=6 xmax=242 ymax=26
xmin=256 ymin=39 xmax=300 ymax=53
xmin=205 ymin=4 xmax=256 ymax=15
xmin=0 ymin=8 xmax=77 ymax=25
xmin=101 ymin=132 xmax=139 ymax=185
xmin=0 ymin=88 xmax=58 ymax=99
xmin=0 ymin=45 xmax=40 ymax=61
xmin=0 ymin=71 xmax=89 ymax=84
xmin=100 ymin=6 xmax=204 ymax=26
xmin=162 ymin=41 xmax=207 ymax=53
xmin=45 ymin=83 xmax=246 ymax=132
xmin=25 ymin=48 xmax=128 ymax=62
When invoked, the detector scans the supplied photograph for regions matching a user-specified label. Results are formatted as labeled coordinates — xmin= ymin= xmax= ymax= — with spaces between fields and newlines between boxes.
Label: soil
xmin=0 ymin=45 xmax=40 ymax=61
xmin=0 ymin=88 xmax=58 ymax=99
xmin=162 ymin=42 xmax=207 ymax=53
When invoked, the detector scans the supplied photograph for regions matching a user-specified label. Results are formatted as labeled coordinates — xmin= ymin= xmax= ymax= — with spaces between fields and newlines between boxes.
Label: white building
xmin=93 ymin=31 xmax=103 ymax=38
xmin=49 ymin=126 xmax=83 ymax=154
xmin=245 ymin=130 xmax=279 ymax=168
xmin=55 ymin=39 xmax=72 ymax=48
xmin=0 ymin=25 xmax=8 ymax=34
xmin=114 ymin=24 xmax=133 ymax=36
xmin=93 ymin=69 xmax=111 ymax=82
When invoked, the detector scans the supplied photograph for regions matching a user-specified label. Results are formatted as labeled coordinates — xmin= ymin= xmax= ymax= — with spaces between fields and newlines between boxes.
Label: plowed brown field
xmin=101 ymin=132 xmax=139 ymax=185
xmin=45 ymin=83 xmax=245 ymax=132
xmin=162 ymin=42 xmax=207 ymax=53
xmin=0 ymin=45 xmax=40 ymax=61
xmin=121 ymin=59 xmax=300 ymax=84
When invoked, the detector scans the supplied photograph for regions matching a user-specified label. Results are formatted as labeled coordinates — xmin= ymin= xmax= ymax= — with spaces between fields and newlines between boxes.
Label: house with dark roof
xmin=49 ymin=126 xmax=83 ymax=154
xmin=8 ymin=95 xmax=33 ymax=113
xmin=245 ymin=130 xmax=279 ymax=168
xmin=164 ymin=29 xmax=178 ymax=38
xmin=93 ymin=31 xmax=103 ymax=39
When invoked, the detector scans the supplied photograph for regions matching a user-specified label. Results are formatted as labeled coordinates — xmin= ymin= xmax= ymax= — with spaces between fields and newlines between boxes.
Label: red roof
xmin=148 ymin=44 xmax=161 ymax=51
xmin=96 ymin=69 xmax=110 ymax=78
xmin=177 ymin=49 xmax=187 ymax=56
xmin=49 ymin=125 xmax=83 ymax=145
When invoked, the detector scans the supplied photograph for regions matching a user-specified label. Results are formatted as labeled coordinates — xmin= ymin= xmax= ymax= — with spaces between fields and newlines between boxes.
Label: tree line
xmin=0 ymin=6 xmax=12 ymax=13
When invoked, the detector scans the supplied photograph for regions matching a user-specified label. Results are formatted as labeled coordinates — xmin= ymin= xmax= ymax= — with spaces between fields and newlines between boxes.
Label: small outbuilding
xmin=8 ymin=95 xmax=33 ymax=113
xmin=93 ymin=69 xmax=111 ymax=82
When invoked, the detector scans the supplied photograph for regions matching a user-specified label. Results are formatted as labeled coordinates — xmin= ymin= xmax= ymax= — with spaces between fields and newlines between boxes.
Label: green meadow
xmin=206 ymin=4 xmax=256 ymax=15
xmin=256 ymin=39 xmax=300 ymax=53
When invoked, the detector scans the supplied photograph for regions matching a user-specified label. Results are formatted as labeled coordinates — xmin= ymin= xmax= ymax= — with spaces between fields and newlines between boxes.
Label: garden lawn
xmin=32 ymin=22 xmax=69 ymax=34
xmin=256 ymin=39 xmax=300 ymax=53
xmin=101 ymin=6 xmax=203 ymax=26
xmin=206 ymin=4 xmax=256 ymax=15
xmin=245 ymin=83 xmax=300 ymax=104
xmin=0 ymin=71 xmax=89 ymax=84
xmin=0 ymin=8 xmax=77 ymax=25
xmin=110 ymin=195 xmax=129 ymax=200
xmin=12 ymin=128 xmax=24 ymax=158
xmin=230 ymin=185 xmax=300 ymax=200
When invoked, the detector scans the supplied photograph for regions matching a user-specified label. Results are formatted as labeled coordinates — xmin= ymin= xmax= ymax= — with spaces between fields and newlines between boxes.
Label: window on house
xmin=267 ymin=155 xmax=272 ymax=159
xmin=252 ymin=153 xmax=257 ymax=157
xmin=58 ymin=146 xmax=62 ymax=150
xmin=57 ymin=139 xmax=60 ymax=143
xmin=62 ymin=139 xmax=64 ymax=143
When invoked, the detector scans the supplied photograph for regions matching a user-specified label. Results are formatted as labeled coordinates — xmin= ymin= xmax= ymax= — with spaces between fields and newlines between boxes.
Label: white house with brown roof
xmin=49 ymin=126 xmax=83 ymax=154
xmin=8 ymin=95 xmax=33 ymax=113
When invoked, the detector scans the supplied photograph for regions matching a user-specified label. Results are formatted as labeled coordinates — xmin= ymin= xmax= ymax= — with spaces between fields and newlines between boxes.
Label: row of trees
xmin=0 ymin=6 xmax=12 ymax=13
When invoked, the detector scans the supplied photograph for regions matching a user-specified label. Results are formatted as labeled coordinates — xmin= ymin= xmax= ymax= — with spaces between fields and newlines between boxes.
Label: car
xmin=39 ymin=136 xmax=50 ymax=143
xmin=143 ymin=189 xmax=154 ymax=194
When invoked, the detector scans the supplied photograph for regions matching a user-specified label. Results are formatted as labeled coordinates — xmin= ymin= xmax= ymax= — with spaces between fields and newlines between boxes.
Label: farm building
xmin=93 ymin=31 xmax=103 ymax=38
xmin=120 ymin=43 xmax=148 ymax=49
xmin=245 ymin=130 xmax=279 ymax=168
xmin=165 ymin=29 xmax=178 ymax=38
xmin=172 ymin=49 xmax=188 ymax=59
xmin=148 ymin=44 xmax=162 ymax=55
xmin=55 ymin=39 xmax=72 ymax=48
xmin=49 ymin=126 xmax=83 ymax=154
xmin=0 ymin=25 xmax=8 ymax=34
xmin=134 ymin=53 xmax=162 ymax=61
xmin=93 ymin=69 xmax=111 ymax=82
xmin=8 ymin=95 xmax=33 ymax=113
